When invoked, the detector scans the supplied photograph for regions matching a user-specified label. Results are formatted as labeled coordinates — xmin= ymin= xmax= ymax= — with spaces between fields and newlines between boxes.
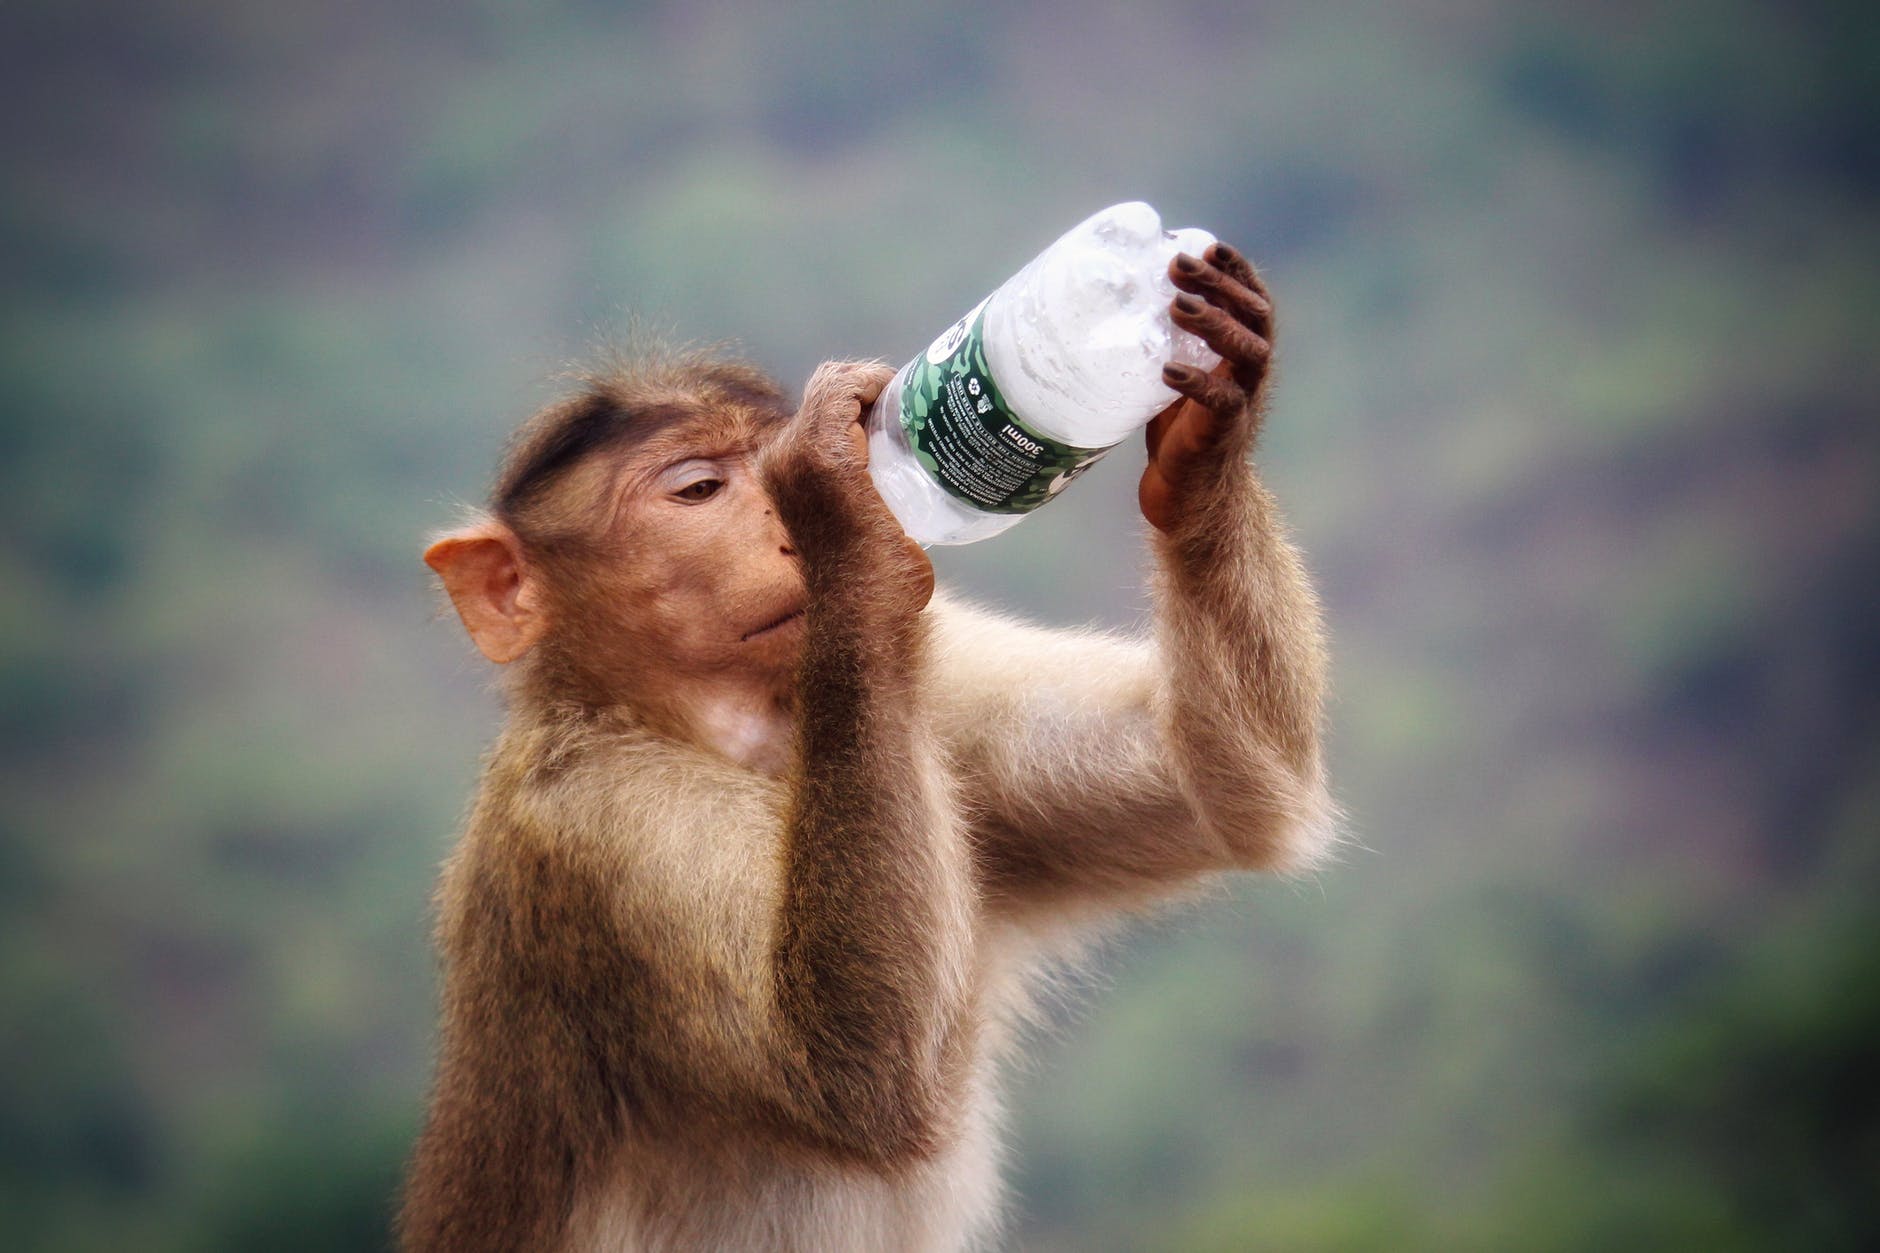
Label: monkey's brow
xmin=636 ymin=420 xmax=752 ymax=465
xmin=611 ymin=431 xmax=747 ymax=497
xmin=497 ymin=398 xmax=688 ymax=513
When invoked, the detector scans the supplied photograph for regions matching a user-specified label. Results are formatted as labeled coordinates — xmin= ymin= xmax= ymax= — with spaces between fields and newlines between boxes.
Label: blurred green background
xmin=3 ymin=1 xmax=1876 ymax=1249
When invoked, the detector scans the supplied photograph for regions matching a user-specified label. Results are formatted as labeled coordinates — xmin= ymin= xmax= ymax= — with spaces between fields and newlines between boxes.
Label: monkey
xmin=399 ymin=242 xmax=1334 ymax=1252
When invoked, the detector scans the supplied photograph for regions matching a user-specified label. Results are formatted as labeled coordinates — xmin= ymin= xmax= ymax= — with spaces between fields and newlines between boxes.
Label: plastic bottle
xmin=865 ymin=201 xmax=1222 ymax=545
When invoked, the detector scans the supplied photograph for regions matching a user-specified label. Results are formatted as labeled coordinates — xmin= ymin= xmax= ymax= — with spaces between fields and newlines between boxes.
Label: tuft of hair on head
xmin=491 ymin=328 xmax=790 ymax=526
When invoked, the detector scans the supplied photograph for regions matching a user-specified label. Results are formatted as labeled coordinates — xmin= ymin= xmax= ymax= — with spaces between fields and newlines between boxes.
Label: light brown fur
xmin=400 ymin=246 xmax=1333 ymax=1251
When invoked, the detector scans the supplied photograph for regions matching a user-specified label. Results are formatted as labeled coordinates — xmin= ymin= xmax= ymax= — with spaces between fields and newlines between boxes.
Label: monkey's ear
xmin=423 ymin=522 xmax=549 ymax=664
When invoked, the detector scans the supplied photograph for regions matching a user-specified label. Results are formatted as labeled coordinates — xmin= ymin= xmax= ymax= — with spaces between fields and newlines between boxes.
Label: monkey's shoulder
xmin=448 ymin=716 xmax=785 ymax=913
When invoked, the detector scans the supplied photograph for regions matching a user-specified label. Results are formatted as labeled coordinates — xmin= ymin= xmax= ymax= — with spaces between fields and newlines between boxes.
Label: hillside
xmin=1 ymin=2 xmax=1875 ymax=1248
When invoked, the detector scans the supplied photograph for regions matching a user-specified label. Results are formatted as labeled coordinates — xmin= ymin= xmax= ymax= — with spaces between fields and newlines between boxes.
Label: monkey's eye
xmin=675 ymin=478 xmax=725 ymax=502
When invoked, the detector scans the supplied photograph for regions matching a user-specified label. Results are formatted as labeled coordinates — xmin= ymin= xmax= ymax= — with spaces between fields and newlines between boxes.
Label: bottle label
xmin=897 ymin=299 xmax=1115 ymax=515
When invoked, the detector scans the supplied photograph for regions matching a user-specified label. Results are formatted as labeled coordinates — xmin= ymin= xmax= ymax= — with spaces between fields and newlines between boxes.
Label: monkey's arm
xmin=759 ymin=364 xmax=975 ymax=1161
xmin=930 ymin=507 xmax=1333 ymax=923
xmin=938 ymin=245 xmax=1335 ymax=922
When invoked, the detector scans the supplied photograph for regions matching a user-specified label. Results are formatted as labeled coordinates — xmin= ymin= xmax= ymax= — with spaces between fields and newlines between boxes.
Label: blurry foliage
xmin=1 ymin=0 xmax=1876 ymax=1249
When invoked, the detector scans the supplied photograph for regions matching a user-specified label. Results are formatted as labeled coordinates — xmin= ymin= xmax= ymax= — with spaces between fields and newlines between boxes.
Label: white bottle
xmin=866 ymin=202 xmax=1222 ymax=545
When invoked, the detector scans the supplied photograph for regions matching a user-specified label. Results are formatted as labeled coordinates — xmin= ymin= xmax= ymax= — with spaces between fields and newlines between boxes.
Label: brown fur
xmin=400 ymin=254 xmax=1334 ymax=1251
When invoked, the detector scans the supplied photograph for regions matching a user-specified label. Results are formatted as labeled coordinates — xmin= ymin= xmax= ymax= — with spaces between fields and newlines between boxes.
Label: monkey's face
xmin=556 ymin=417 xmax=806 ymax=693
xmin=426 ymin=399 xmax=806 ymax=705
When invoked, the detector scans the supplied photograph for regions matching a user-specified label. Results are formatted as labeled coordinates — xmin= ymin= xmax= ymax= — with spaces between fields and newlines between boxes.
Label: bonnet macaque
xmin=400 ymin=243 xmax=1333 ymax=1252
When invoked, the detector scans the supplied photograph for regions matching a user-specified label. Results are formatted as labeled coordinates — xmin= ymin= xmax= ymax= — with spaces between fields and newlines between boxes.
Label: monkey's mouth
xmin=742 ymin=607 xmax=806 ymax=641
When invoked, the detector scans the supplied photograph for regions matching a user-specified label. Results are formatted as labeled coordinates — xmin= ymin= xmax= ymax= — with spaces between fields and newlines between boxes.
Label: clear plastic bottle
xmin=866 ymin=201 xmax=1222 ymax=545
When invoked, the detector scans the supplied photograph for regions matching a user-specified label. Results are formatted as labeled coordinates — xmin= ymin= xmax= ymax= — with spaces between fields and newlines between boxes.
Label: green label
xmin=898 ymin=302 xmax=1114 ymax=514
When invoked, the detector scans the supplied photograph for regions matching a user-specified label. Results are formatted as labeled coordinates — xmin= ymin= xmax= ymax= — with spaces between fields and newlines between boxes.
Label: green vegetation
xmin=2 ymin=1 xmax=1875 ymax=1248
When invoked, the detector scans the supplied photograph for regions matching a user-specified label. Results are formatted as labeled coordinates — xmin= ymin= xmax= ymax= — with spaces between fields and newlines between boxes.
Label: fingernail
xmin=1173 ymin=254 xmax=1203 ymax=275
xmin=1174 ymin=294 xmax=1204 ymax=315
xmin=1208 ymin=242 xmax=1239 ymax=265
xmin=1163 ymin=363 xmax=1190 ymax=381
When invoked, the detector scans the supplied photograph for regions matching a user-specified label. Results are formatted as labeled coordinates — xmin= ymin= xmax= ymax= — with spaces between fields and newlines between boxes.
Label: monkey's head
xmin=424 ymin=352 xmax=807 ymax=706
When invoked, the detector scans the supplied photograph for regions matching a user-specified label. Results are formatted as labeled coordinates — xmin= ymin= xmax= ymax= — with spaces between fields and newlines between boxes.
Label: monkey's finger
xmin=856 ymin=363 xmax=896 ymax=408
xmin=1203 ymin=241 xmax=1269 ymax=310
xmin=845 ymin=418 xmax=870 ymax=467
xmin=801 ymin=361 xmax=894 ymax=432
xmin=1169 ymin=253 xmax=1272 ymax=337
xmin=1170 ymin=296 xmax=1270 ymax=390
xmin=1161 ymin=362 xmax=1245 ymax=425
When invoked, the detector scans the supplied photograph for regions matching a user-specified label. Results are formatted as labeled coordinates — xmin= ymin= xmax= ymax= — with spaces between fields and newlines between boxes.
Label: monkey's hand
xmin=766 ymin=360 xmax=935 ymax=616
xmin=1139 ymin=242 xmax=1275 ymax=534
